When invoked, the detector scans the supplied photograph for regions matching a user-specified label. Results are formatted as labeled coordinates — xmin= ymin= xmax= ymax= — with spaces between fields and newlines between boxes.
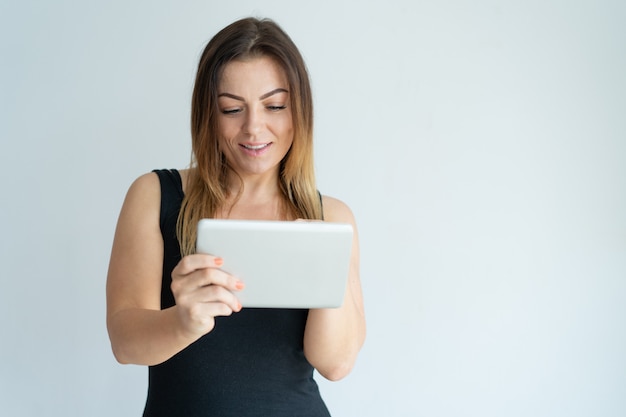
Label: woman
xmin=107 ymin=17 xmax=365 ymax=416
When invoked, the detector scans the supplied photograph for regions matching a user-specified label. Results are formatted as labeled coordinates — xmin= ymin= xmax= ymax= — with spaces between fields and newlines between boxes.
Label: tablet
xmin=196 ymin=219 xmax=353 ymax=308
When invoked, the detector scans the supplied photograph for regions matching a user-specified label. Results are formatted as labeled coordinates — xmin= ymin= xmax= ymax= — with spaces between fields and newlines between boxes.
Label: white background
xmin=1 ymin=1 xmax=625 ymax=416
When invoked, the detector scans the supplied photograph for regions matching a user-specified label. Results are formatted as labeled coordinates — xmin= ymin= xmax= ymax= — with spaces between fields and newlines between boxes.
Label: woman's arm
xmin=106 ymin=173 xmax=242 ymax=366
xmin=303 ymin=196 xmax=366 ymax=381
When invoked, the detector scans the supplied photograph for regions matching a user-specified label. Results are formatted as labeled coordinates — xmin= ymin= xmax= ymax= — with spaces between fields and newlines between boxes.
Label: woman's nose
xmin=243 ymin=108 xmax=263 ymax=135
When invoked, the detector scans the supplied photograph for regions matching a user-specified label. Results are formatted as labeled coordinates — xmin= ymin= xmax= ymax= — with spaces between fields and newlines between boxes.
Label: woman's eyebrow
xmin=259 ymin=88 xmax=288 ymax=100
xmin=218 ymin=88 xmax=288 ymax=102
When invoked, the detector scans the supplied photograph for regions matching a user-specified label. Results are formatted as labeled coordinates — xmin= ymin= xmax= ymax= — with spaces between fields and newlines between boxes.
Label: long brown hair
xmin=177 ymin=17 xmax=322 ymax=255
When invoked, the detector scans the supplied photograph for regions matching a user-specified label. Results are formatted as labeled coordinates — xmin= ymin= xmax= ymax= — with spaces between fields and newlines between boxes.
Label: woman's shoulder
xmin=321 ymin=194 xmax=356 ymax=225
xmin=117 ymin=172 xmax=162 ymax=217
xmin=123 ymin=169 xmax=183 ymax=205
xmin=126 ymin=171 xmax=160 ymax=194
xmin=177 ymin=168 xmax=191 ymax=184
xmin=128 ymin=168 xmax=191 ymax=192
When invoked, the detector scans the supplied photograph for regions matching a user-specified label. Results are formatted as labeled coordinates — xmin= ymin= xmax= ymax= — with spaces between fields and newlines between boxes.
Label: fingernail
xmin=235 ymin=280 xmax=245 ymax=290
xmin=214 ymin=257 xmax=223 ymax=267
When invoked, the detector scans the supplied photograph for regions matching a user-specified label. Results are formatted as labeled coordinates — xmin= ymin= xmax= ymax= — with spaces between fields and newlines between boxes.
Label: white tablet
xmin=196 ymin=219 xmax=353 ymax=308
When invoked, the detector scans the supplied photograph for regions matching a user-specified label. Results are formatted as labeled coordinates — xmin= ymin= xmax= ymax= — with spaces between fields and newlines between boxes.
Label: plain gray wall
xmin=1 ymin=0 xmax=625 ymax=416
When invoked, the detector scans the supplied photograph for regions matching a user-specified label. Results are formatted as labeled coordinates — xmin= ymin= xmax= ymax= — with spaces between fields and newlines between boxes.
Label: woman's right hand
xmin=171 ymin=254 xmax=244 ymax=339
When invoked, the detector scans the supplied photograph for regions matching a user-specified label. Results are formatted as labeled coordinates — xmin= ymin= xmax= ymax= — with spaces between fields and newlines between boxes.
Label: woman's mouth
xmin=241 ymin=143 xmax=269 ymax=150
xmin=240 ymin=142 xmax=272 ymax=156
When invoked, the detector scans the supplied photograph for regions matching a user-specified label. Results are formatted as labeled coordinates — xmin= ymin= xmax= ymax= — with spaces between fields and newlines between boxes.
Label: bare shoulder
xmin=117 ymin=172 xmax=162 ymax=228
xmin=178 ymin=168 xmax=191 ymax=180
xmin=126 ymin=171 xmax=160 ymax=197
xmin=178 ymin=168 xmax=191 ymax=193
xmin=321 ymin=195 xmax=356 ymax=225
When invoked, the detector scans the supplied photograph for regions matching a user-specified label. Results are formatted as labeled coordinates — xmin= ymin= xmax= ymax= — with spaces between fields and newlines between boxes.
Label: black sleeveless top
xmin=144 ymin=169 xmax=331 ymax=417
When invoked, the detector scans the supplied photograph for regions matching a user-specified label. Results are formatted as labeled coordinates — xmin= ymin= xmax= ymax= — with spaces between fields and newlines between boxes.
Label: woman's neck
xmin=220 ymin=169 xmax=290 ymax=220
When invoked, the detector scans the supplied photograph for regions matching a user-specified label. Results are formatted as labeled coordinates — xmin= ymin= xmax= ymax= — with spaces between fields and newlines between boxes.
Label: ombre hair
xmin=177 ymin=17 xmax=322 ymax=255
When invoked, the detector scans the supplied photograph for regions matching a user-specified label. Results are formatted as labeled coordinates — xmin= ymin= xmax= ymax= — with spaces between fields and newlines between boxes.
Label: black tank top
xmin=144 ymin=169 xmax=331 ymax=417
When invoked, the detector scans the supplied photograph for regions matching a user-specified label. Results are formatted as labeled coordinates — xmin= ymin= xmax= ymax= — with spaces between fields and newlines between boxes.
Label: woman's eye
xmin=267 ymin=105 xmax=287 ymax=112
xmin=221 ymin=108 xmax=242 ymax=115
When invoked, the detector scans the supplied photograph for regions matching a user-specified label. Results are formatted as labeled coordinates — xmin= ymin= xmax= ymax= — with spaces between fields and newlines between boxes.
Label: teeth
xmin=243 ymin=143 xmax=269 ymax=150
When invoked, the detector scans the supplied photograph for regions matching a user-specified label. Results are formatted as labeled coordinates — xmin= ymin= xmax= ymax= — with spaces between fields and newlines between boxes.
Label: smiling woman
xmin=216 ymin=57 xmax=294 ymax=180
xmin=179 ymin=18 xmax=322 ymax=256
xmin=105 ymin=17 xmax=365 ymax=417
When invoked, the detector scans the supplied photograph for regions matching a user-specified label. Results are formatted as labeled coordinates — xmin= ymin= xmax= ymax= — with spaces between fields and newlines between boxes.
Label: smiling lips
xmin=240 ymin=142 xmax=272 ymax=156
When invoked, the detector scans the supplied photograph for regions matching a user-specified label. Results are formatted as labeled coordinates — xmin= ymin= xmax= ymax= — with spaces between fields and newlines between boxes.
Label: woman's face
xmin=216 ymin=56 xmax=294 ymax=181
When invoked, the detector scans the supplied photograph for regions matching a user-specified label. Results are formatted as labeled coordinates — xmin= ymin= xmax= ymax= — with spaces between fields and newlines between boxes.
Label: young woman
xmin=106 ymin=17 xmax=365 ymax=416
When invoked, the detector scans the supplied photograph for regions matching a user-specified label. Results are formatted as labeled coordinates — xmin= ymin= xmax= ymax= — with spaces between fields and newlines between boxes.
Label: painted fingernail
xmin=235 ymin=280 xmax=245 ymax=290
xmin=214 ymin=257 xmax=223 ymax=267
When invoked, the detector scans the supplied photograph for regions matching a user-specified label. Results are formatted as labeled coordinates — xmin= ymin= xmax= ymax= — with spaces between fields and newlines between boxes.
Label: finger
xmin=173 ymin=254 xmax=224 ymax=276
xmin=175 ymin=280 xmax=243 ymax=312
xmin=178 ymin=300 xmax=239 ymax=337
xmin=193 ymin=300 xmax=240 ymax=322
xmin=192 ymin=267 xmax=244 ymax=291
xmin=197 ymin=285 xmax=243 ymax=312
xmin=204 ymin=302 xmax=238 ymax=318
xmin=172 ymin=269 xmax=244 ymax=300
xmin=172 ymin=263 xmax=245 ymax=296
